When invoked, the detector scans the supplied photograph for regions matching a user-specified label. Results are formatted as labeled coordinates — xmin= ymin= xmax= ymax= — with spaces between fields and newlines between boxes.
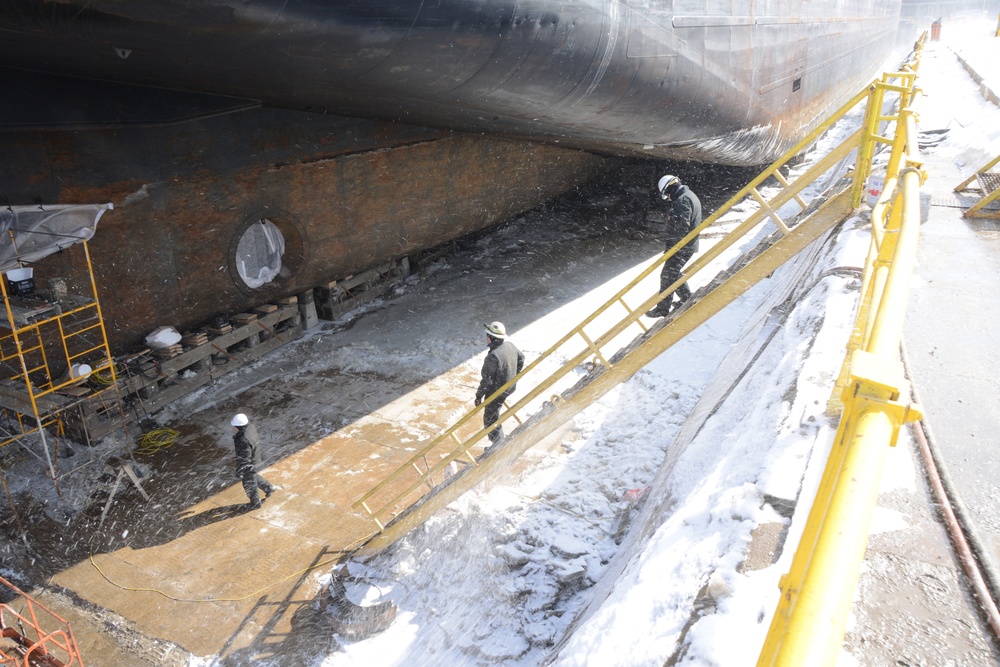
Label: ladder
xmin=351 ymin=74 xmax=904 ymax=557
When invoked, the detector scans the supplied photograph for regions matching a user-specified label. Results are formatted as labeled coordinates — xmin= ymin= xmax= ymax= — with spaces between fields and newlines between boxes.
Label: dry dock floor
xmin=25 ymin=364 xmax=486 ymax=663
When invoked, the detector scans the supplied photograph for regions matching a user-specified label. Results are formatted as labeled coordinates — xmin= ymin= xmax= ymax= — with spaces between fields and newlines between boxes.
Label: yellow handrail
xmin=353 ymin=81 xmax=880 ymax=532
xmin=756 ymin=41 xmax=927 ymax=667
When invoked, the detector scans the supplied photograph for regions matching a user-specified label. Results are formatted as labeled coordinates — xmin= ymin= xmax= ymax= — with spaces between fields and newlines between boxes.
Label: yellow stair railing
xmin=757 ymin=47 xmax=928 ymax=667
xmin=349 ymin=75 xmax=915 ymax=555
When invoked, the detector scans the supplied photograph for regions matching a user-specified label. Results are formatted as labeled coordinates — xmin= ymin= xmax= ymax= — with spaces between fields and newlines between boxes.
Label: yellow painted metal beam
xmin=759 ymin=65 xmax=926 ymax=667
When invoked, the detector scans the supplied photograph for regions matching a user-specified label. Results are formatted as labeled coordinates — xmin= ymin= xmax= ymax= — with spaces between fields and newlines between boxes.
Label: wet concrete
xmin=843 ymin=433 xmax=1000 ymax=665
xmin=3 ymin=356 xmax=489 ymax=663
xmin=904 ymin=128 xmax=1000 ymax=576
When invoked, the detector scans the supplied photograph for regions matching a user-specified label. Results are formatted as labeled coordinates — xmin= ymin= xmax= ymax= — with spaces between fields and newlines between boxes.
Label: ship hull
xmin=0 ymin=1 xmax=902 ymax=165
xmin=3 ymin=109 xmax=608 ymax=350
xmin=0 ymin=1 xmax=904 ymax=351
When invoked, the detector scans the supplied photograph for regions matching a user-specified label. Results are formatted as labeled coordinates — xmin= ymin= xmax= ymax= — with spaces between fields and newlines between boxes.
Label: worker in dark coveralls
xmin=231 ymin=413 xmax=275 ymax=509
xmin=646 ymin=174 xmax=702 ymax=317
xmin=474 ymin=322 xmax=525 ymax=447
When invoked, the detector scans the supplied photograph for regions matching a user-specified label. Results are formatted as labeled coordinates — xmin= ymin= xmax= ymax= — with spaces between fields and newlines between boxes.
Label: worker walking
xmin=646 ymin=174 xmax=702 ymax=317
xmin=475 ymin=322 xmax=525 ymax=448
xmin=231 ymin=413 xmax=275 ymax=510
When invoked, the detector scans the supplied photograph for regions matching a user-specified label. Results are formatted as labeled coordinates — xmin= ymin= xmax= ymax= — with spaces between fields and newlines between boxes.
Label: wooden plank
xmin=115 ymin=308 xmax=303 ymax=414
xmin=0 ymin=380 xmax=71 ymax=415
xmin=130 ymin=371 xmax=216 ymax=414
xmin=118 ymin=304 xmax=300 ymax=394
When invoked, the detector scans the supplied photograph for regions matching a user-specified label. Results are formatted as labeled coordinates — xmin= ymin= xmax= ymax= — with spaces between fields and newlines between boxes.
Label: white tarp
xmin=0 ymin=203 xmax=113 ymax=274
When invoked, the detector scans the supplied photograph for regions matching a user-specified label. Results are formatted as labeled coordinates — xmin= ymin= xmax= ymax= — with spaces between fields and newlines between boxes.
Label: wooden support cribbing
xmin=255 ymin=320 xmax=284 ymax=344
xmin=211 ymin=343 xmax=238 ymax=362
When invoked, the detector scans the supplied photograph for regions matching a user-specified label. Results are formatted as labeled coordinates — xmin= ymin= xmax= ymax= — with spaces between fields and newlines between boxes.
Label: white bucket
xmin=70 ymin=363 xmax=92 ymax=379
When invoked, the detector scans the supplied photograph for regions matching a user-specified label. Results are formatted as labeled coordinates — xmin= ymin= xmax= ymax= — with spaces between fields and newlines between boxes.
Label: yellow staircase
xmin=352 ymin=63 xmax=920 ymax=559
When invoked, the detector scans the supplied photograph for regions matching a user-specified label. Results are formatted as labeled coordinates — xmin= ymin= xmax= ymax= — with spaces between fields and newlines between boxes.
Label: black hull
xmin=0 ymin=1 xmax=912 ymax=352
xmin=1 ymin=1 xmax=902 ymax=165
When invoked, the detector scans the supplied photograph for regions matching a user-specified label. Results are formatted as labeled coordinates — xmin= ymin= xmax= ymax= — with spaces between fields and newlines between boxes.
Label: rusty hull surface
xmin=1 ymin=107 xmax=608 ymax=351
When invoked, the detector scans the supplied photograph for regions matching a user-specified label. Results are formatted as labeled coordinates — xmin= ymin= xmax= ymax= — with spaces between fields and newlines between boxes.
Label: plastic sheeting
xmin=0 ymin=203 xmax=113 ymax=274
xmin=235 ymin=218 xmax=285 ymax=288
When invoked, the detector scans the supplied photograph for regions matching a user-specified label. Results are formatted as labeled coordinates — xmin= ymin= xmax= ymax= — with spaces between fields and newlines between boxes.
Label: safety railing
xmin=756 ymin=42 xmax=927 ymax=667
xmin=352 ymin=79 xmax=889 ymax=536
xmin=0 ymin=239 xmax=121 ymax=478
xmin=954 ymin=153 xmax=1000 ymax=218
xmin=0 ymin=575 xmax=84 ymax=666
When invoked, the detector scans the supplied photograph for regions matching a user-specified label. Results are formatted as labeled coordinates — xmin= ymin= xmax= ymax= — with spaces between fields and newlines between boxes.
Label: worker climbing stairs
xmin=350 ymin=60 xmax=923 ymax=558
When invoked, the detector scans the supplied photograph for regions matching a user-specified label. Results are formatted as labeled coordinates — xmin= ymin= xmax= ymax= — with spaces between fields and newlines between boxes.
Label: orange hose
xmin=912 ymin=419 xmax=1000 ymax=639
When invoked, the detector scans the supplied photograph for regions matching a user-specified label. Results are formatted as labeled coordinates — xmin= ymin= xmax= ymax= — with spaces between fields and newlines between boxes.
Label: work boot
xmin=246 ymin=490 xmax=262 ymax=509
xmin=645 ymin=302 xmax=673 ymax=318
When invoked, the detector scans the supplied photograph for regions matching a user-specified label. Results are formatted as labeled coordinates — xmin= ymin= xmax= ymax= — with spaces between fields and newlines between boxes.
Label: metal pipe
xmin=758 ymin=54 xmax=926 ymax=667
xmin=913 ymin=419 xmax=1000 ymax=638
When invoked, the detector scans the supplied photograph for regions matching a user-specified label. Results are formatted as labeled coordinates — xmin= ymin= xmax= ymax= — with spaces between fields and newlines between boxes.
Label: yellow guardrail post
xmin=757 ymin=53 xmax=927 ymax=666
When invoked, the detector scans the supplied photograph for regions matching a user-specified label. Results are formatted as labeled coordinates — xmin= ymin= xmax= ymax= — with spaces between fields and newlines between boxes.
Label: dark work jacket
xmin=233 ymin=423 xmax=261 ymax=476
xmin=664 ymin=184 xmax=702 ymax=253
xmin=476 ymin=338 xmax=525 ymax=402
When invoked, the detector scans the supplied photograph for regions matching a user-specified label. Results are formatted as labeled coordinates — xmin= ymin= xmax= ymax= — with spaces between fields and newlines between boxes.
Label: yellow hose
xmin=133 ymin=428 xmax=179 ymax=456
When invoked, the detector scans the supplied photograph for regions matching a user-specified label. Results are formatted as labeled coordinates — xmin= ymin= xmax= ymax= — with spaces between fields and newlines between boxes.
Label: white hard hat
xmin=657 ymin=174 xmax=680 ymax=199
xmin=484 ymin=321 xmax=507 ymax=339
xmin=231 ymin=413 xmax=249 ymax=427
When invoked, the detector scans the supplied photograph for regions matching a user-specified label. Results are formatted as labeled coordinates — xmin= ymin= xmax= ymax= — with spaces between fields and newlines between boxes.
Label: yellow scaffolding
xmin=0 ymin=233 xmax=122 ymax=482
